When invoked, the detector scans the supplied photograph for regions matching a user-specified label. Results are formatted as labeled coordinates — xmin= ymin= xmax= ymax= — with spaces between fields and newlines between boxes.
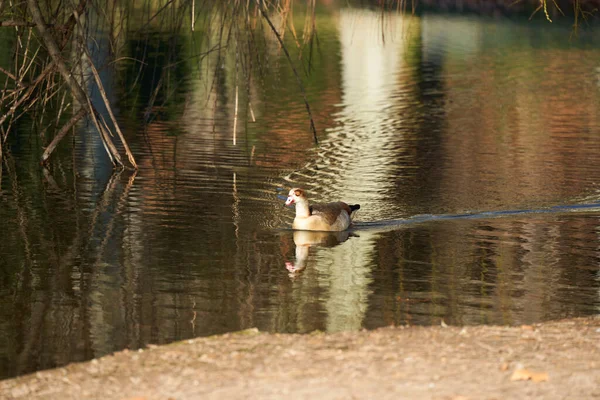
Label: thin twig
xmin=233 ymin=84 xmax=238 ymax=145
xmin=55 ymin=90 xmax=68 ymax=126
xmin=191 ymin=0 xmax=195 ymax=31
xmin=0 ymin=66 xmax=19 ymax=82
xmin=255 ymin=0 xmax=318 ymax=145
xmin=81 ymin=46 xmax=138 ymax=168
xmin=42 ymin=108 xmax=87 ymax=163
xmin=249 ymin=101 xmax=256 ymax=122
xmin=0 ymin=20 xmax=36 ymax=27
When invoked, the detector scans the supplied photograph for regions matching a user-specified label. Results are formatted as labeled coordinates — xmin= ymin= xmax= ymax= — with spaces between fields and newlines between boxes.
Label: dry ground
xmin=1 ymin=317 xmax=599 ymax=400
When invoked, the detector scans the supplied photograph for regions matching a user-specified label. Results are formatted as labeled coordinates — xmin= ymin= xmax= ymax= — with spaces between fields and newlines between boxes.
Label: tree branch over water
xmin=25 ymin=0 xmax=128 ymax=167
xmin=256 ymin=0 xmax=319 ymax=145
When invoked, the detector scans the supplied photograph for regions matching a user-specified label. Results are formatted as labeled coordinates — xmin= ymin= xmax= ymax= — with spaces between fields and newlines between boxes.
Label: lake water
xmin=1 ymin=8 xmax=600 ymax=379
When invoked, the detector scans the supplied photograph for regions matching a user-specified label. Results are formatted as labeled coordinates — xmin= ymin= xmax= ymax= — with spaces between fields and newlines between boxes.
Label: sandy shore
xmin=1 ymin=317 xmax=599 ymax=400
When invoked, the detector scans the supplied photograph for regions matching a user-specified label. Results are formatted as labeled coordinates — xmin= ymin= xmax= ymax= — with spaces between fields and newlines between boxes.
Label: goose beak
xmin=285 ymin=197 xmax=295 ymax=206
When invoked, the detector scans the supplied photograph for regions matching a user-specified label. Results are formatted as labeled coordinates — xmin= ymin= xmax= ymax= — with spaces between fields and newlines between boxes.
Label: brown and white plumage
xmin=284 ymin=188 xmax=360 ymax=231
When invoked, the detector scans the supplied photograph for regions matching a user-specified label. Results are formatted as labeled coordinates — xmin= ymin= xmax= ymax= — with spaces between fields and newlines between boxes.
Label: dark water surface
xmin=2 ymin=10 xmax=600 ymax=379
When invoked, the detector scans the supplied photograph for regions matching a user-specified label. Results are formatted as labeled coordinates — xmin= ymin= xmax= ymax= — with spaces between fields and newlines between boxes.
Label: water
xmin=2 ymin=9 xmax=600 ymax=379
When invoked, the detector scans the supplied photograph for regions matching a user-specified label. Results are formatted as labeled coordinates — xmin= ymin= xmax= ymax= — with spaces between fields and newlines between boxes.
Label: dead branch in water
xmin=26 ymin=0 xmax=125 ymax=167
xmin=0 ymin=0 xmax=138 ymax=168
xmin=42 ymin=108 xmax=87 ymax=164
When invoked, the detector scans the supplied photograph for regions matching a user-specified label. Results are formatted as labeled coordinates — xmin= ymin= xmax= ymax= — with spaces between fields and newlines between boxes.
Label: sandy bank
xmin=2 ymin=317 xmax=599 ymax=399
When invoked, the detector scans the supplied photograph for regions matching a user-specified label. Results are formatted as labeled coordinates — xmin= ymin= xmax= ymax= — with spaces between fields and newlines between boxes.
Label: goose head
xmin=285 ymin=188 xmax=307 ymax=206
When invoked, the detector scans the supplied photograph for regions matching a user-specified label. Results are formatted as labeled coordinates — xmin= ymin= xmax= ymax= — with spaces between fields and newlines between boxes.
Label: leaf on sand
xmin=520 ymin=325 xmax=534 ymax=331
xmin=510 ymin=368 xmax=549 ymax=382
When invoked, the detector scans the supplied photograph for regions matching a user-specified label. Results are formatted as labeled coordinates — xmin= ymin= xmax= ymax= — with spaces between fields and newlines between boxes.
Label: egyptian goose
xmin=284 ymin=188 xmax=360 ymax=231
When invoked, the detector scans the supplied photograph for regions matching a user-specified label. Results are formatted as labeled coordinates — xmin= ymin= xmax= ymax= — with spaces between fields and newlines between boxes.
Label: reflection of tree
xmin=120 ymin=32 xmax=191 ymax=126
xmin=363 ymin=213 xmax=600 ymax=329
xmin=0 ymin=151 xmax=137 ymax=377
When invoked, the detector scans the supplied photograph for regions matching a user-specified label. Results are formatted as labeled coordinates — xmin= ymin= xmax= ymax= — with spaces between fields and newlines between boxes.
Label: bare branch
xmin=0 ymin=20 xmax=36 ymax=27
xmin=255 ymin=0 xmax=318 ymax=145
xmin=26 ymin=0 xmax=123 ymax=166
xmin=42 ymin=108 xmax=87 ymax=163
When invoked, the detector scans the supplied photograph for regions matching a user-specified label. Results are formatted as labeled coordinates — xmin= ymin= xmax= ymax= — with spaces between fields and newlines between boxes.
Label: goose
xmin=284 ymin=188 xmax=360 ymax=231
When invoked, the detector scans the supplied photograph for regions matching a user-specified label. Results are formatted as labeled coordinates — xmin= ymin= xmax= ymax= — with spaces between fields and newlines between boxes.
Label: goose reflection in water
xmin=285 ymin=230 xmax=354 ymax=278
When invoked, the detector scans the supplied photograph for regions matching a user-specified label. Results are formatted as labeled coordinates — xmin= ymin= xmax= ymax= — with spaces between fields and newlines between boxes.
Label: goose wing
xmin=309 ymin=202 xmax=351 ymax=225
